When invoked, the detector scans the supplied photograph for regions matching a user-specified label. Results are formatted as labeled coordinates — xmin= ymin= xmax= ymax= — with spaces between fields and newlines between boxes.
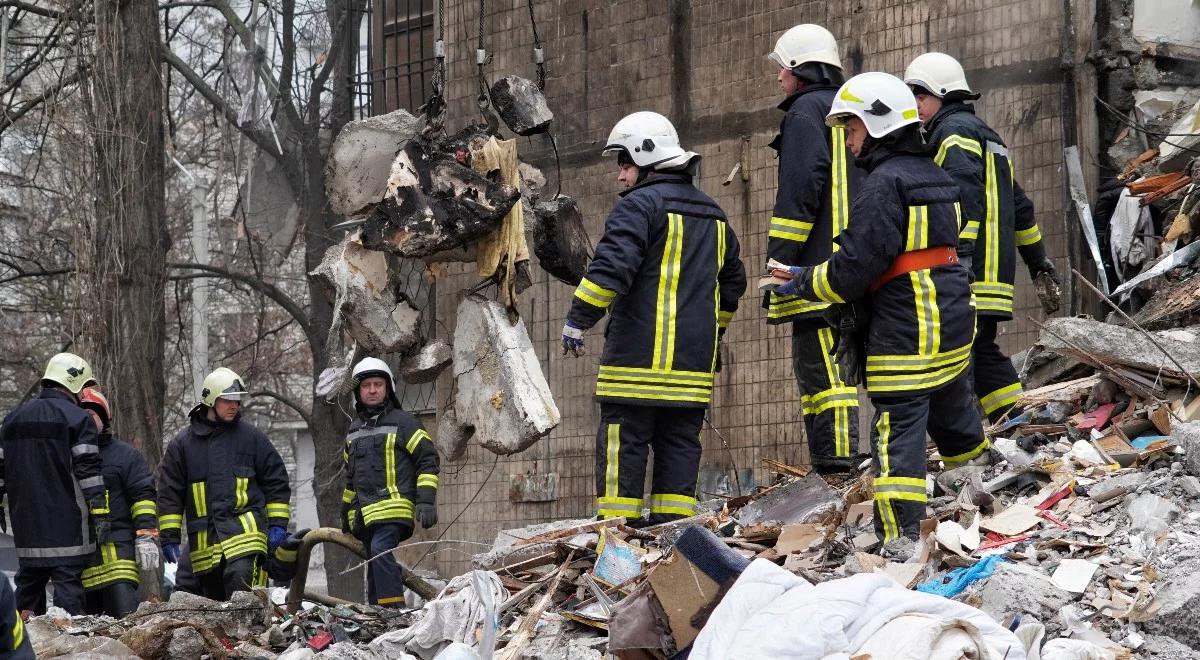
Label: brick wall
xmin=394 ymin=0 xmax=1076 ymax=578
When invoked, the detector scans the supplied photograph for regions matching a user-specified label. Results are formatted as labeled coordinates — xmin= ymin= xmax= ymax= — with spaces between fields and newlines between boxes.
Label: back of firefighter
xmin=341 ymin=357 xmax=439 ymax=607
xmin=905 ymin=52 xmax=1058 ymax=422
xmin=780 ymin=73 xmax=986 ymax=550
xmin=561 ymin=111 xmax=747 ymax=526
xmin=0 ymin=353 xmax=106 ymax=615
xmin=78 ymin=388 xmax=158 ymax=618
xmin=764 ymin=24 xmax=866 ymax=472
xmin=158 ymin=367 xmax=291 ymax=600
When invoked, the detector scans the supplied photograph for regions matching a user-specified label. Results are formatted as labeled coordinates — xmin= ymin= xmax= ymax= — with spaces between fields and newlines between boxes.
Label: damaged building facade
xmin=388 ymin=0 xmax=1086 ymax=577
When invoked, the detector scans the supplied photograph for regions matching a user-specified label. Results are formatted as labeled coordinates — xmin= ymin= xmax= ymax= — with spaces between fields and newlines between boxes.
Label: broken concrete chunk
xmin=311 ymin=235 xmax=422 ymax=354
xmin=1143 ymin=557 xmax=1200 ymax=649
xmin=167 ymin=625 xmax=218 ymax=660
xmin=435 ymin=405 xmax=471 ymax=461
xmin=1038 ymin=316 xmax=1200 ymax=381
xmin=978 ymin=562 xmax=1073 ymax=624
xmin=453 ymin=296 xmax=559 ymax=455
xmin=1174 ymin=421 xmax=1200 ymax=477
xmin=400 ymin=340 xmax=453 ymax=384
xmin=360 ymin=143 xmax=519 ymax=260
xmin=1142 ymin=635 xmax=1200 ymax=660
xmin=533 ymin=195 xmax=591 ymax=286
xmin=325 ymin=109 xmax=425 ymax=217
xmin=735 ymin=473 xmax=843 ymax=526
xmin=490 ymin=75 xmax=553 ymax=136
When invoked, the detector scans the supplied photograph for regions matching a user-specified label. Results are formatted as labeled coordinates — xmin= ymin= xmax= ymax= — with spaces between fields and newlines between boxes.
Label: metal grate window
xmin=360 ymin=0 xmax=435 ymax=116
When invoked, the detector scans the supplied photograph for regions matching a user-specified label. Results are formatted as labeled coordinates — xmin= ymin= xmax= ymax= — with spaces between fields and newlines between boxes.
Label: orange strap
xmin=869 ymin=246 xmax=959 ymax=293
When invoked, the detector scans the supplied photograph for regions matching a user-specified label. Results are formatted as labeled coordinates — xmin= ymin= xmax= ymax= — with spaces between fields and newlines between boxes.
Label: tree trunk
xmin=89 ymin=0 xmax=169 ymax=465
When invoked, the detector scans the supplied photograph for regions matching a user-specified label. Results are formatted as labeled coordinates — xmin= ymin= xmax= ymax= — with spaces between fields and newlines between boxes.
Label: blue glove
xmin=268 ymin=526 xmax=288 ymax=552
xmin=562 ymin=321 xmax=585 ymax=357
xmin=775 ymin=266 xmax=810 ymax=297
xmin=162 ymin=543 xmax=181 ymax=564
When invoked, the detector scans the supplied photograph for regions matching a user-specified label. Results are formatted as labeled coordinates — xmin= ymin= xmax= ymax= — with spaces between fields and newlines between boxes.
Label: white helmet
xmin=826 ymin=72 xmax=920 ymax=138
xmin=42 ymin=352 xmax=96 ymax=394
xmin=199 ymin=367 xmax=247 ymax=407
xmin=904 ymin=52 xmax=976 ymax=99
xmin=767 ymin=24 xmax=842 ymax=71
xmin=603 ymin=111 xmax=698 ymax=170
xmin=352 ymin=357 xmax=398 ymax=405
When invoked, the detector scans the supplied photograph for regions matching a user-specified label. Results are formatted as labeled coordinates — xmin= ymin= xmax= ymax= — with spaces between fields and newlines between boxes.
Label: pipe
xmin=286 ymin=527 xmax=439 ymax=613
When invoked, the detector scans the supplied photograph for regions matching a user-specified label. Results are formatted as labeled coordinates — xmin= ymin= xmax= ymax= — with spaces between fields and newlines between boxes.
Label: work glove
xmin=561 ymin=321 xmax=585 ymax=357
xmin=162 ymin=543 xmax=181 ymax=564
xmin=1029 ymin=258 xmax=1061 ymax=315
xmin=829 ymin=304 xmax=866 ymax=387
xmin=268 ymin=525 xmax=288 ymax=552
xmin=282 ymin=528 xmax=311 ymax=553
xmin=135 ymin=532 xmax=160 ymax=572
xmin=415 ymin=502 xmax=438 ymax=529
xmin=774 ymin=266 xmax=811 ymax=297
xmin=341 ymin=505 xmax=353 ymax=535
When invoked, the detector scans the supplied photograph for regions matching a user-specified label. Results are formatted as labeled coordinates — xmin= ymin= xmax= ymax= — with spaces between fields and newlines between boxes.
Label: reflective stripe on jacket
xmin=567 ymin=173 xmax=747 ymax=408
xmin=83 ymin=432 xmax=156 ymax=589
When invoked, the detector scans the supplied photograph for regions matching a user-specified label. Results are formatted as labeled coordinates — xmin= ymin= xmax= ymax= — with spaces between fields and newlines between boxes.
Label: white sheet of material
xmin=689 ymin=559 xmax=1025 ymax=660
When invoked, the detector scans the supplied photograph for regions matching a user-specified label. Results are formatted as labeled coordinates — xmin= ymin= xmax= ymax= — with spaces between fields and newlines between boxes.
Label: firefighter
xmin=764 ymin=24 xmax=866 ymax=472
xmin=78 ymin=387 xmax=158 ymax=618
xmin=904 ymin=52 xmax=1058 ymax=422
xmin=776 ymin=72 xmax=986 ymax=548
xmin=157 ymin=367 xmax=291 ymax=600
xmin=0 ymin=353 xmax=105 ymax=615
xmin=341 ymin=357 xmax=438 ymax=608
xmin=562 ymin=111 xmax=747 ymax=526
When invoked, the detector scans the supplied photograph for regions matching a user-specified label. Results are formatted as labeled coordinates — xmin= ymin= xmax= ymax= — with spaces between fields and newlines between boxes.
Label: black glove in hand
xmin=1029 ymin=257 xmax=1057 ymax=281
xmin=834 ymin=331 xmax=864 ymax=387
xmin=415 ymin=502 xmax=438 ymax=529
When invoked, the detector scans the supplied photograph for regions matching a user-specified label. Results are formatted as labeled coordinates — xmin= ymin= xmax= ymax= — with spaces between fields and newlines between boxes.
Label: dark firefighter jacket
xmin=925 ymin=101 xmax=1048 ymax=319
xmin=0 ymin=576 xmax=31 ymax=659
xmin=82 ymin=431 xmax=156 ymax=590
xmin=764 ymin=86 xmax=865 ymax=324
xmin=265 ymin=531 xmax=304 ymax=583
xmin=792 ymin=141 xmax=977 ymax=395
xmin=567 ymin=172 xmax=748 ymax=408
xmin=342 ymin=404 xmax=439 ymax=530
xmin=0 ymin=388 xmax=105 ymax=567
xmin=158 ymin=412 xmax=291 ymax=575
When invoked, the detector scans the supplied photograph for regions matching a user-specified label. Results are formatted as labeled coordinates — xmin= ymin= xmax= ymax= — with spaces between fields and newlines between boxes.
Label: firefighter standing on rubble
xmin=562 ymin=111 xmax=747 ymax=526
xmin=341 ymin=357 xmax=439 ymax=607
xmin=157 ymin=367 xmax=292 ymax=600
xmin=765 ymin=24 xmax=867 ymax=472
xmin=905 ymin=52 xmax=1059 ymax=423
xmin=776 ymin=73 xmax=987 ymax=548
xmin=77 ymin=388 xmax=159 ymax=617
xmin=0 ymin=353 xmax=106 ymax=615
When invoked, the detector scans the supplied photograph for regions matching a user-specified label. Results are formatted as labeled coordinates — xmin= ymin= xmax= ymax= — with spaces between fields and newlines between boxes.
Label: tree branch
xmin=306 ymin=9 xmax=346 ymax=128
xmin=0 ymin=0 xmax=61 ymax=18
xmin=0 ymin=67 xmax=84 ymax=134
xmin=168 ymin=262 xmax=314 ymax=341
xmin=252 ymin=389 xmax=311 ymax=425
xmin=160 ymin=44 xmax=282 ymax=158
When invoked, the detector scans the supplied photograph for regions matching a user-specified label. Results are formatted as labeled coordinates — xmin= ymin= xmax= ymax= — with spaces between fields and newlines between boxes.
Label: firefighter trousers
xmin=365 ymin=523 xmax=412 ymax=607
xmin=194 ymin=554 xmax=262 ymax=601
xmin=595 ymin=403 xmax=704 ymax=525
xmin=870 ymin=369 xmax=988 ymax=542
xmin=85 ymin=581 xmax=138 ymax=618
xmin=792 ymin=320 xmax=861 ymax=463
xmin=973 ymin=318 xmax=1023 ymax=423
xmin=15 ymin=563 xmax=85 ymax=615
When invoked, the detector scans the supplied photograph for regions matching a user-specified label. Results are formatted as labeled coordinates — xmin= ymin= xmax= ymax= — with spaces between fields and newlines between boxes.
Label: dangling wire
xmin=475 ymin=0 xmax=498 ymax=132
xmin=526 ymin=0 xmax=546 ymax=90
xmin=421 ymin=0 xmax=447 ymax=136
